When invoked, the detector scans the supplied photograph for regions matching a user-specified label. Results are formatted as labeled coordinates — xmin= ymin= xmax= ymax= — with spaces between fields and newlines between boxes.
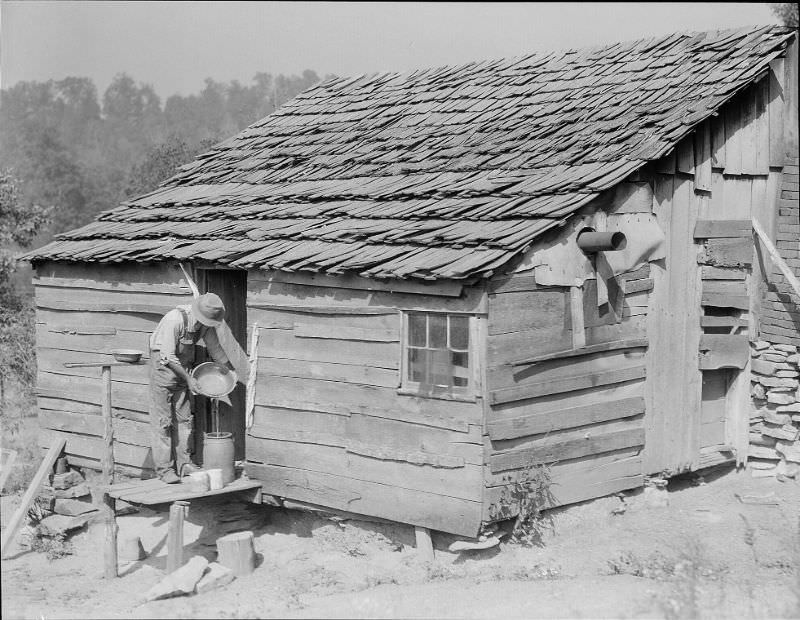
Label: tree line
xmin=0 ymin=70 xmax=327 ymax=404
xmin=0 ymin=70 xmax=328 ymax=240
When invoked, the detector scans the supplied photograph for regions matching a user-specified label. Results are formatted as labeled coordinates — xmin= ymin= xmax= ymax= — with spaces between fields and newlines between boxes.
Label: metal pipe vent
xmin=576 ymin=227 xmax=627 ymax=253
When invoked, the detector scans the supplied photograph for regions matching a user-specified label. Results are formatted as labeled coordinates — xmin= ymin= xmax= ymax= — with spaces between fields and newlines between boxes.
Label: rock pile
xmin=34 ymin=465 xmax=99 ymax=536
xmin=749 ymin=340 xmax=800 ymax=480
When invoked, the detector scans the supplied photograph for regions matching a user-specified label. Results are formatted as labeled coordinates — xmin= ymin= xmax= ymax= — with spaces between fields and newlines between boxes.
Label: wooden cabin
xmin=24 ymin=26 xmax=799 ymax=538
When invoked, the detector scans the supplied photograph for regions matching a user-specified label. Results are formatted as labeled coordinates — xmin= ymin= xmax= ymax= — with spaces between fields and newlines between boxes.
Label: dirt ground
xmin=2 ymin=465 xmax=799 ymax=620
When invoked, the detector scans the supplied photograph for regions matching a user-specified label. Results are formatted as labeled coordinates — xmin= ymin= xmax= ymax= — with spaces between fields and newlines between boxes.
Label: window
xmin=402 ymin=312 xmax=473 ymax=399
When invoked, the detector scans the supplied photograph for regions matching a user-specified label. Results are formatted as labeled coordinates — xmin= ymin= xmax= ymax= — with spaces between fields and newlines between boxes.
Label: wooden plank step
xmin=107 ymin=478 xmax=262 ymax=504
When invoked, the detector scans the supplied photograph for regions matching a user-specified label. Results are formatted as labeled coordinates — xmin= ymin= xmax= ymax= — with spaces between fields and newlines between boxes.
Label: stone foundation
xmin=749 ymin=340 xmax=800 ymax=480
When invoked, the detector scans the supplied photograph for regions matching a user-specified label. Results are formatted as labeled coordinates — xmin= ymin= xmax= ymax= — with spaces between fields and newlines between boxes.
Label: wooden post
xmin=0 ymin=438 xmax=65 ymax=558
xmin=101 ymin=365 xmax=118 ymax=579
xmin=167 ymin=500 xmax=190 ymax=573
xmin=414 ymin=526 xmax=434 ymax=561
xmin=216 ymin=531 xmax=256 ymax=576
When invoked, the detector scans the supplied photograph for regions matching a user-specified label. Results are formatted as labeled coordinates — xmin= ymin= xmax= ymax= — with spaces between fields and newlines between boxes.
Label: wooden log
xmin=167 ymin=501 xmax=190 ymax=574
xmin=414 ymin=526 xmax=434 ymax=561
xmin=216 ymin=531 xmax=256 ymax=576
xmin=0 ymin=437 xmax=65 ymax=558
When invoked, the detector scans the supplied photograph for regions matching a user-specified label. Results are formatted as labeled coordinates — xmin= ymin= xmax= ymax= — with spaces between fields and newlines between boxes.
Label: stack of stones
xmin=749 ymin=340 xmax=800 ymax=480
xmin=35 ymin=464 xmax=99 ymax=537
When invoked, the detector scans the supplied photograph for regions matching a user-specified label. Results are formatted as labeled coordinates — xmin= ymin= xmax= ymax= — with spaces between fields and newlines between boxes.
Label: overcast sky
xmin=1 ymin=2 xmax=779 ymax=98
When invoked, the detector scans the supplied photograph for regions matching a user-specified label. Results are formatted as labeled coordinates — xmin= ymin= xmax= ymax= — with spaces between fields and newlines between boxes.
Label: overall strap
xmin=177 ymin=306 xmax=201 ymax=343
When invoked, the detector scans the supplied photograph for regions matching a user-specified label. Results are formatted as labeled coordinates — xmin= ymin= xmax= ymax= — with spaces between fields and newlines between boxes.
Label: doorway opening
xmin=193 ymin=268 xmax=248 ymax=461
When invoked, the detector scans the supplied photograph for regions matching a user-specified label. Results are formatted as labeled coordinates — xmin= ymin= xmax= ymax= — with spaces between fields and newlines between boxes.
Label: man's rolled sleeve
xmin=203 ymin=327 xmax=230 ymax=366
xmin=153 ymin=309 xmax=182 ymax=366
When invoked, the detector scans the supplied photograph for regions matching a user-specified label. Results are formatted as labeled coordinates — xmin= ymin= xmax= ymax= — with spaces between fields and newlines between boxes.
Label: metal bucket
xmin=203 ymin=432 xmax=235 ymax=485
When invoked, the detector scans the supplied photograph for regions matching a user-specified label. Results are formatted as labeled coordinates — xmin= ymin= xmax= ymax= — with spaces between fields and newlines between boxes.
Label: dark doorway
xmin=194 ymin=268 xmax=248 ymax=461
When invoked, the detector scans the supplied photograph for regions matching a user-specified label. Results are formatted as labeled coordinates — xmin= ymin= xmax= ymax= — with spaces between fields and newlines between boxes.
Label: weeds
xmin=489 ymin=461 xmax=555 ymax=547
xmin=19 ymin=496 xmax=75 ymax=560
xmin=611 ymin=540 xmax=728 ymax=620
xmin=607 ymin=550 xmax=677 ymax=580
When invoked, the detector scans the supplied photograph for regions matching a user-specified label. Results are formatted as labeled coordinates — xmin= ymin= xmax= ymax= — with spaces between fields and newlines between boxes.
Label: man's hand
xmin=187 ymin=377 xmax=202 ymax=395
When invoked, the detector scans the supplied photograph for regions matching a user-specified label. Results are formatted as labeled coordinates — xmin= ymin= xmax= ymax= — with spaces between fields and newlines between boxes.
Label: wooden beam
xmin=753 ymin=217 xmax=800 ymax=298
xmin=167 ymin=501 xmax=190 ymax=573
xmin=414 ymin=526 xmax=434 ymax=561
xmin=101 ymin=364 xmax=118 ymax=579
xmin=511 ymin=338 xmax=648 ymax=367
xmin=489 ymin=427 xmax=645 ymax=473
xmin=489 ymin=365 xmax=646 ymax=405
xmin=0 ymin=438 xmax=66 ymax=558
xmin=487 ymin=396 xmax=646 ymax=440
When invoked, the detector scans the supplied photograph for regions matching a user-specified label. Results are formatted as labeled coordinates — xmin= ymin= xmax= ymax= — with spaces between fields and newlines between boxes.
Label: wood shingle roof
xmin=26 ymin=25 xmax=795 ymax=280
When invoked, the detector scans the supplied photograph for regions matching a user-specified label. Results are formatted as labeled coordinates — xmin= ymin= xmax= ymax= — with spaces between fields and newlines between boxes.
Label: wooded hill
xmin=0 ymin=71 xmax=328 ymax=243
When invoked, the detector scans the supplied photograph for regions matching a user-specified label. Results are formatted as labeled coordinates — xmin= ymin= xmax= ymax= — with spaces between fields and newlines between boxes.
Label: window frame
xmin=398 ymin=310 xmax=479 ymax=402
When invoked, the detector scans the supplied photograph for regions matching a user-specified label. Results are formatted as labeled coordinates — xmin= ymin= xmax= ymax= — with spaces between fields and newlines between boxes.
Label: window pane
xmin=449 ymin=316 xmax=469 ymax=350
xmin=430 ymin=349 xmax=452 ymax=387
xmin=429 ymin=314 xmax=447 ymax=348
xmin=408 ymin=313 xmax=427 ymax=347
xmin=452 ymin=351 xmax=469 ymax=387
xmin=408 ymin=348 xmax=428 ymax=383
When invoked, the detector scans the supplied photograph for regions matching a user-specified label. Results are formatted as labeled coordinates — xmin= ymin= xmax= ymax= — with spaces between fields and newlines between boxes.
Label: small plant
xmin=607 ymin=550 xmax=677 ymax=580
xmin=18 ymin=495 xmax=75 ymax=560
xmin=489 ymin=461 xmax=555 ymax=547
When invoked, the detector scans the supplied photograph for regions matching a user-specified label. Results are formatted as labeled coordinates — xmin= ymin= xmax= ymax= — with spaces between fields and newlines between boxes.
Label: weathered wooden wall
xmin=645 ymin=66 xmax=787 ymax=473
xmin=243 ymin=270 xmax=487 ymax=537
xmin=33 ymin=261 xmax=194 ymax=477
xmin=483 ymin=209 xmax=653 ymax=520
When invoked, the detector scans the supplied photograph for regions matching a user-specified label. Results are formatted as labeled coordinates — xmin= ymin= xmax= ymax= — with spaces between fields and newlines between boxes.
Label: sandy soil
xmin=2 ymin=466 xmax=799 ymax=619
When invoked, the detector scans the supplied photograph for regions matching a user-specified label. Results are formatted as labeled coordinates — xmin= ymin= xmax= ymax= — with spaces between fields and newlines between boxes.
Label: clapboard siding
xmin=246 ymin=462 xmax=483 ymax=537
xmin=245 ymin=272 xmax=486 ymax=529
xmin=32 ymin=263 xmax=187 ymax=474
xmin=489 ymin=415 xmax=645 ymax=473
xmin=39 ymin=428 xmax=154 ymax=471
xmin=247 ymin=438 xmax=482 ymax=501
xmin=484 ymin=449 xmax=643 ymax=519
xmin=37 ymin=349 xmax=150 ymax=385
xmin=257 ymin=328 xmax=400 ymax=369
xmin=248 ymin=276 xmax=487 ymax=313
xmin=36 ymin=308 xmax=161 ymax=333
xmin=487 ymin=286 xmax=571 ymax=364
